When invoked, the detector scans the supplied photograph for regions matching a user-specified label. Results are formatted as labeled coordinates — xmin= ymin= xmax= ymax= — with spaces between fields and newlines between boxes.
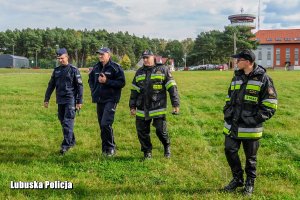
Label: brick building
xmin=254 ymin=29 xmax=300 ymax=68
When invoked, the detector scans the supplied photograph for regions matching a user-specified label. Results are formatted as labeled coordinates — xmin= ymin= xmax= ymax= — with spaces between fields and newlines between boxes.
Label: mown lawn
xmin=0 ymin=69 xmax=299 ymax=199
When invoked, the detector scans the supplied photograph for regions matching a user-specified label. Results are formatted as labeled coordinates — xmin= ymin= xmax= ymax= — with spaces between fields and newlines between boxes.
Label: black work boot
xmin=223 ymin=177 xmax=244 ymax=192
xmin=144 ymin=152 xmax=152 ymax=159
xmin=164 ymin=146 xmax=171 ymax=158
xmin=243 ymin=178 xmax=255 ymax=196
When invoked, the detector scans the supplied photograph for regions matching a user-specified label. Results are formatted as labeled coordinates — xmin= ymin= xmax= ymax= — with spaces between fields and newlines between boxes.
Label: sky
xmin=0 ymin=0 xmax=300 ymax=40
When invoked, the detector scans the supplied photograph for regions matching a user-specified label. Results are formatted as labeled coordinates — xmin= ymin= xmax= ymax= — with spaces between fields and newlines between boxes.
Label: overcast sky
xmin=0 ymin=0 xmax=299 ymax=40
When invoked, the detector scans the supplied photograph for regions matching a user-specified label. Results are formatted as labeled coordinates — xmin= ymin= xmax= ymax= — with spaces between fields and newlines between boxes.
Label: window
xmin=275 ymin=38 xmax=282 ymax=41
xmin=258 ymin=51 xmax=262 ymax=60
xmin=266 ymin=38 xmax=272 ymax=41
xmin=286 ymin=48 xmax=290 ymax=62
xmin=295 ymin=48 xmax=299 ymax=65
xmin=276 ymin=48 xmax=280 ymax=65
xmin=284 ymin=38 xmax=292 ymax=41
xmin=267 ymin=51 xmax=271 ymax=60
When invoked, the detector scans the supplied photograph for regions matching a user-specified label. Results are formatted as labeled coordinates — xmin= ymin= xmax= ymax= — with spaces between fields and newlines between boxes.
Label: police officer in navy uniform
xmin=88 ymin=47 xmax=125 ymax=156
xmin=222 ymin=49 xmax=278 ymax=196
xmin=44 ymin=48 xmax=83 ymax=155
xmin=129 ymin=50 xmax=180 ymax=159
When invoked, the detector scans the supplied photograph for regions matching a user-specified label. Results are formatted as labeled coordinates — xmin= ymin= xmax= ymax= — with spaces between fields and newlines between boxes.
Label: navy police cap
xmin=96 ymin=47 xmax=111 ymax=54
xmin=142 ymin=50 xmax=154 ymax=57
xmin=231 ymin=49 xmax=256 ymax=62
xmin=56 ymin=48 xmax=68 ymax=56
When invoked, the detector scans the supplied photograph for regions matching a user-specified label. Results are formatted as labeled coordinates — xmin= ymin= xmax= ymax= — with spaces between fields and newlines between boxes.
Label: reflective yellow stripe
xmin=238 ymin=132 xmax=262 ymax=138
xmin=231 ymin=84 xmax=241 ymax=90
xmin=131 ymin=84 xmax=140 ymax=92
xmin=153 ymin=84 xmax=162 ymax=90
xmin=136 ymin=75 xmax=146 ymax=82
xmin=149 ymin=108 xmax=167 ymax=117
xmin=151 ymin=74 xmax=165 ymax=80
xmin=263 ymin=102 xmax=278 ymax=110
xmin=149 ymin=111 xmax=167 ymax=117
xmin=244 ymin=95 xmax=258 ymax=102
xmin=165 ymin=80 xmax=176 ymax=90
xmin=223 ymin=127 xmax=230 ymax=135
xmin=246 ymin=84 xmax=261 ymax=91
xmin=136 ymin=110 xmax=145 ymax=117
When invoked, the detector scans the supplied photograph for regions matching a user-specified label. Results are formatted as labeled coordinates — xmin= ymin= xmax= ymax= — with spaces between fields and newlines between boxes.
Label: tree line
xmin=0 ymin=26 xmax=257 ymax=69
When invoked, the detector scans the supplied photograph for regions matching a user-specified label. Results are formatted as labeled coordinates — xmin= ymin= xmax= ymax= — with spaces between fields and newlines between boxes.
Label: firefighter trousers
xmin=136 ymin=117 xmax=170 ymax=153
xmin=225 ymin=136 xmax=260 ymax=180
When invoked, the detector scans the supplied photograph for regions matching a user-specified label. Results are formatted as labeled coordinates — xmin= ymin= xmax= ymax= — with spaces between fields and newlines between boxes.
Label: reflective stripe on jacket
xmin=129 ymin=64 xmax=180 ymax=119
xmin=223 ymin=64 xmax=277 ymax=139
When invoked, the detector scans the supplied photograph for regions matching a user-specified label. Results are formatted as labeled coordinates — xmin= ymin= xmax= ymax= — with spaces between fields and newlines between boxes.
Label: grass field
xmin=0 ymin=68 xmax=299 ymax=199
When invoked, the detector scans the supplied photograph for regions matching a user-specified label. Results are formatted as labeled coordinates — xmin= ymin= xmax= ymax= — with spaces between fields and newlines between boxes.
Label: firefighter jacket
xmin=88 ymin=60 xmax=125 ymax=103
xmin=129 ymin=64 xmax=180 ymax=120
xmin=223 ymin=64 xmax=278 ymax=139
xmin=44 ymin=64 xmax=83 ymax=105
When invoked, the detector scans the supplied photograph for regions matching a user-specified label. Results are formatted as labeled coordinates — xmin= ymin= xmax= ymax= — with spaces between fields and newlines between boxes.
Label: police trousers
xmin=225 ymin=136 xmax=260 ymax=180
xmin=97 ymin=102 xmax=117 ymax=152
xmin=136 ymin=117 xmax=170 ymax=153
xmin=58 ymin=103 xmax=76 ymax=149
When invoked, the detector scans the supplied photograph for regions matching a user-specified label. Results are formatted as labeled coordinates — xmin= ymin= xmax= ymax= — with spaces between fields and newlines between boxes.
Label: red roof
xmin=255 ymin=29 xmax=300 ymax=44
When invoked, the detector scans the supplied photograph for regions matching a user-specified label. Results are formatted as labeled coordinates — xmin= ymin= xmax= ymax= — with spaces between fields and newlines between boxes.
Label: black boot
xmin=144 ymin=152 xmax=152 ymax=159
xmin=223 ymin=177 xmax=244 ymax=192
xmin=164 ymin=145 xmax=171 ymax=158
xmin=243 ymin=178 xmax=255 ymax=196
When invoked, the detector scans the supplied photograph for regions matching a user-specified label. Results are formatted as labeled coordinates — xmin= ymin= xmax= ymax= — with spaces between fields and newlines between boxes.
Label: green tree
xmin=120 ymin=54 xmax=131 ymax=70
xmin=164 ymin=40 xmax=184 ymax=67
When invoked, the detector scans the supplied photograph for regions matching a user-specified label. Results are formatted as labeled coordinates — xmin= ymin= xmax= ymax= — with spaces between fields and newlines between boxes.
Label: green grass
xmin=0 ymin=68 xmax=299 ymax=199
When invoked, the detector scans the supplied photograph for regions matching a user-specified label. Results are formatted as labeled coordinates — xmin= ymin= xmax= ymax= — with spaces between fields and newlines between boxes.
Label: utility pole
xmin=12 ymin=44 xmax=15 ymax=56
xmin=35 ymin=49 xmax=38 ymax=67
xmin=184 ymin=53 xmax=187 ymax=69
xmin=234 ymin=32 xmax=237 ymax=54
xmin=258 ymin=0 xmax=261 ymax=31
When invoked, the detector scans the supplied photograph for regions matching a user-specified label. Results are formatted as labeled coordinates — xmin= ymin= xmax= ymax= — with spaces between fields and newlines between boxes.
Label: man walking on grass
xmin=44 ymin=48 xmax=83 ymax=155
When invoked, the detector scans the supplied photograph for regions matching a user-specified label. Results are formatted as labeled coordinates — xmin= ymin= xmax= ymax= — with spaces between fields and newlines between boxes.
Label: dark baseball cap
xmin=142 ymin=50 xmax=154 ymax=57
xmin=96 ymin=47 xmax=111 ymax=54
xmin=231 ymin=49 xmax=256 ymax=62
xmin=56 ymin=48 xmax=68 ymax=56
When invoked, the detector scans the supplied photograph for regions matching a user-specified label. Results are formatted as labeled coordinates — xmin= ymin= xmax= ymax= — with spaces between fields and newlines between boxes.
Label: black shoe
xmin=144 ymin=152 xmax=152 ymax=159
xmin=223 ymin=178 xmax=244 ymax=192
xmin=164 ymin=146 xmax=171 ymax=158
xmin=106 ymin=149 xmax=115 ymax=157
xmin=243 ymin=178 xmax=254 ymax=196
xmin=60 ymin=148 xmax=68 ymax=155
xmin=102 ymin=149 xmax=115 ymax=157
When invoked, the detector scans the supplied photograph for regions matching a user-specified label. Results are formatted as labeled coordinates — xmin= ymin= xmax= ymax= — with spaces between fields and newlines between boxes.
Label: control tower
xmin=228 ymin=8 xmax=256 ymax=29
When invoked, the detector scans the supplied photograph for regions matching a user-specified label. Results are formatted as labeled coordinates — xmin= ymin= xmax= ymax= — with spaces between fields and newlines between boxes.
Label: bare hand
xmin=98 ymin=73 xmax=107 ymax=83
xmin=44 ymin=102 xmax=49 ymax=108
xmin=172 ymin=107 xmax=179 ymax=114
xmin=130 ymin=108 xmax=136 ymax=116
xmin=76 ymin=104 xmax=82 ymax=110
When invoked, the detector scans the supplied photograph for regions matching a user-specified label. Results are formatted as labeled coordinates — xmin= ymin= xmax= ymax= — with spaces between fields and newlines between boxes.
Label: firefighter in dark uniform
xmin=88 ymin=47 xmax=125 ymax=156
xmin=44 ymin=48 xmax=83 ymax=155
xmin=222 ymin=49 xmax=278 ymax=196
xmin=129 ymin=50 xmax=180 ymax=159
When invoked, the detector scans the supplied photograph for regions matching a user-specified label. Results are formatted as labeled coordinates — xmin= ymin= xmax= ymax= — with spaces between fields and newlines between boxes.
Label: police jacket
xmin=88 ymin=60 xmax=125 ymax=103
xmin=223 ymin=64 xmax=278 ymax=139
xmin=44 ymin=64 xmax=83 ymax=105
xmin=129 ymin=64 xmax=180 ymax=119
